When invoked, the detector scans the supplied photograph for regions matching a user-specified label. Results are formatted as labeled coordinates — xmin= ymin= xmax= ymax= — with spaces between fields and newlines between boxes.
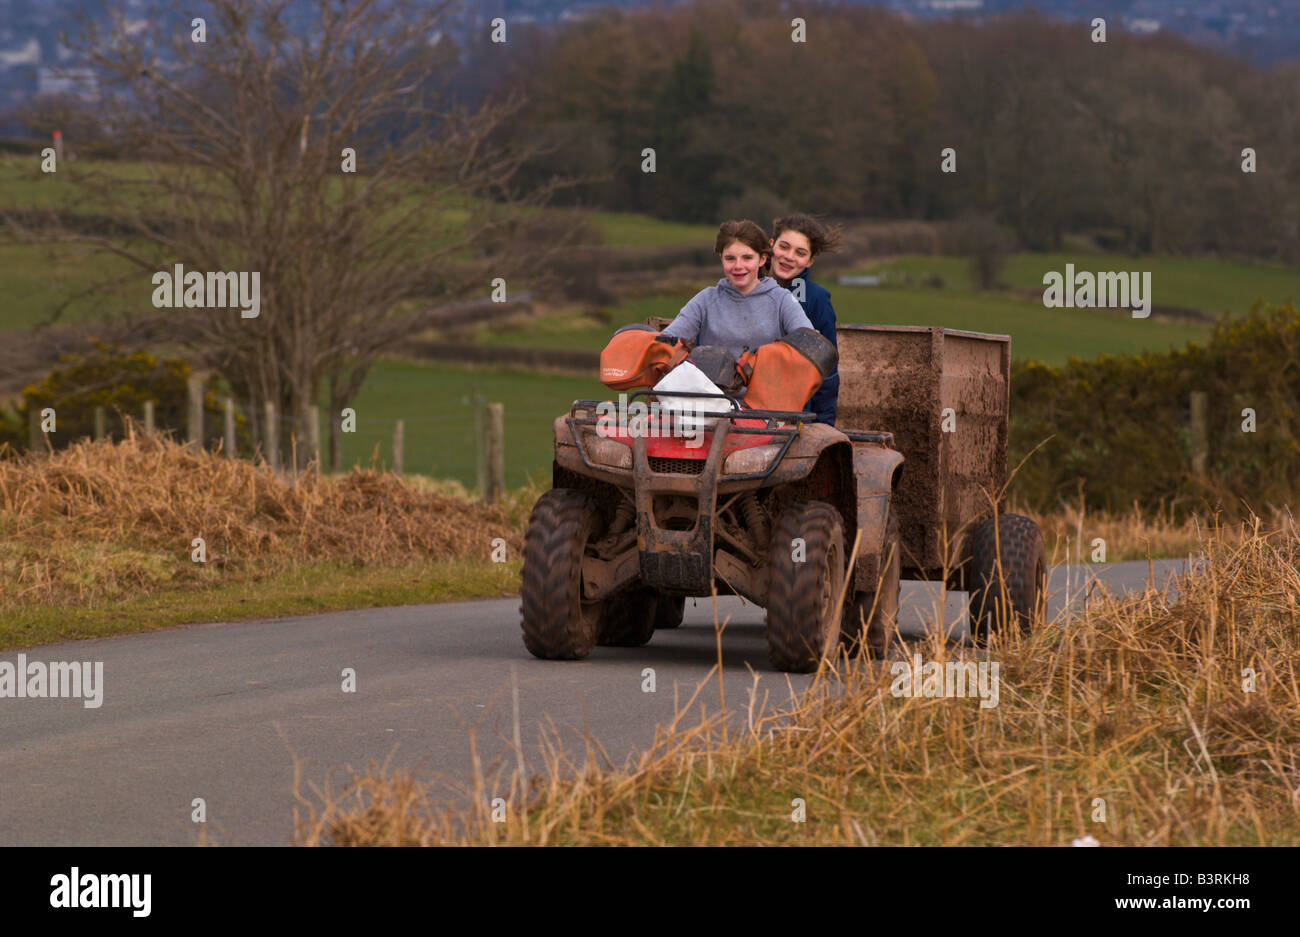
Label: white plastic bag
xmin=652 ymin=360 xmax=733 ymax=433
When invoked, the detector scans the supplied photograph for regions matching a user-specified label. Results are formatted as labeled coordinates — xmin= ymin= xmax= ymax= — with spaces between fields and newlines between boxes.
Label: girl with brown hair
xmin=658 ymin=219 xmax=814 ymax=361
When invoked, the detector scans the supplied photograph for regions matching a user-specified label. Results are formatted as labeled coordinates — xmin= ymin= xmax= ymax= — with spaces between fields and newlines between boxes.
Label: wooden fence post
xmin=306 ymin=404 xmax=320 ymax=470
xmin=93 ymin=406 xmax=106 ymax=442
xmin=330 ymin=412 xmax=342 ymax=474
xmin=471 ymin=386 xmax=486 ymax=494
xmin=263 ymin=400 xmax=278 ymax=470
xmin=143 ymin=400 xmax=155 ymax=435
xmin=393 ymin=419 xmax=404 ymax=476
xmin=187 ymin=375 xmax=203 ymax=449
xmin=224 ymin=398 xmax=236 ymax=457
xmin=1190 ymin=390 xmax=1208 ymax=476
xmin=485 ymin=403 xmax=504 ymax=504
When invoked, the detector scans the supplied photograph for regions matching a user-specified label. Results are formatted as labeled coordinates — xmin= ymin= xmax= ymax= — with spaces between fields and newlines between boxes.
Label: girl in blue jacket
xmin=767 ymin=215 xmax=843 ymax=425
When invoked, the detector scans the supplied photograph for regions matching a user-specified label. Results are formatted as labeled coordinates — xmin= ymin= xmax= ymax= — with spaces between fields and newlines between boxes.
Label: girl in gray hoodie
xmin=660 ymin=219 xmax=813 ymax=360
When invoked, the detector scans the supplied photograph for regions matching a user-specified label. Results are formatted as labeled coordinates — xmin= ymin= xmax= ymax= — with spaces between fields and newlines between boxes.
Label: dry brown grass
xmin=294 ymin=519 xmax=1300 ymax=846
xmin=1016 ymin=497 xmax=1298 ymax=564
xmin=0 ymin=434 xmax=526 ymax=606
xmin=0 ymin=428 xmax=1267 ymax=611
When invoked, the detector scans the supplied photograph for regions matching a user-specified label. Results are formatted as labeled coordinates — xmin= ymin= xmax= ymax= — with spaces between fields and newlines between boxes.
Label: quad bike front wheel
xmin=967 ymin=513 xmax=1046 ymax=643
xmin=654 ymin=595 xmax=686 ymax=629
xmin=765 ymin=500 xmax=847 ymax=673
xmin=599 ymin=586 xmax=658 ymax=647
xmin=520 ymin=489 xmax=608 ymax=659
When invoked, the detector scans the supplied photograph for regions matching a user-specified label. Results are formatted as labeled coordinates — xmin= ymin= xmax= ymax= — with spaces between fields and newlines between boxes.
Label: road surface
xmin=0 ymin=558 xmax=1198 ymax=845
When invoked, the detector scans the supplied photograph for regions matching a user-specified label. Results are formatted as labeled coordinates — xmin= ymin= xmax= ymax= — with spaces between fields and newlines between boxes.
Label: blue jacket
xmin=784 ymin=270 xmax=839 ymax=425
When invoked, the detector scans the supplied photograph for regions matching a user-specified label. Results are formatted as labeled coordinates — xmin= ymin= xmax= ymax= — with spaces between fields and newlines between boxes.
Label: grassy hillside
xmin=589 ymin=211 xmax=717 ymax=249
xmin=1 ymin=159 xmax=1285 ymax=491
xmin=858 ymin=253 xmax=1300 ymax=316
xmin=0 ymin=243 xmax=142 ymax=329
xmin=477 ymin=286 xmax=1212 ymax=364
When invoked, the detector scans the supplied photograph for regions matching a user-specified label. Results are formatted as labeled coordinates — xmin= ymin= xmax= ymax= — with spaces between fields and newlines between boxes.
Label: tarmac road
xmin=0 ymin=558 xmax=1198 ymax=846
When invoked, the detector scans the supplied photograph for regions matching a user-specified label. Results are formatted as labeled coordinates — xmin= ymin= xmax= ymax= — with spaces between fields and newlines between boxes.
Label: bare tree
xmin=9 ymin=0 xmax=563 ymax=466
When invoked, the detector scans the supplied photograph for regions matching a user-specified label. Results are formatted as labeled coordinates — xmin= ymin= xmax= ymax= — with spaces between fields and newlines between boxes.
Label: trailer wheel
xmin=843 ymin=508 xmax=900 ymax=658
xmin=598 ymin=587 xmax=658 ymax=646
xmin=520 ymin=489 xmax=607 ymax=659
xmin=654 ymin=595 xmax=686 ymax=629
xmin=968 ymin=513 xmax=1046 ymax=643
xmin=766 ymin=501 xmax=847 ymax=673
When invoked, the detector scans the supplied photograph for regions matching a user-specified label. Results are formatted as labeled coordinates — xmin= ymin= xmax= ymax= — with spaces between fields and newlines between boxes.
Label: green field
xmin=0 ymin=154 xmax=479 ymax=223
xmin=2 ymin=161 xmax=1287 ymax=489
xmin=589 ymin=211 xmax=717 ymax=249
xmin=0 ymin=243 xmax=143 ymax=329
xmin=476 ymin=247 xmax=1300 ymax=365
xmin=0 ymin=154 xmax=157 ymax=212
xmin=478 ymin=284 xmax=1212 ymax=364
xmin=355 ymin=279 xmax=1212 ymax=487
xmin=329 ymin=358 xmax=602 ymax=489
xmin=857 ymin=253 xmax=1300 ymax=316
xmin=831 ymin=285 xmax=1210 ymax=361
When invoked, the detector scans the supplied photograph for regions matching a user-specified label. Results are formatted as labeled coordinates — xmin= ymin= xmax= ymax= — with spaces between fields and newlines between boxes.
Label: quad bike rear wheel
xmin=843 ymin=508 xmax=900 ymax=658
xmin=520 ymin=489 xmax=607 ymax=659
xmin=968 ymin=513 xmax=1046 ymax=643
xmin=766 ymin=501 xmax=847 ymax=673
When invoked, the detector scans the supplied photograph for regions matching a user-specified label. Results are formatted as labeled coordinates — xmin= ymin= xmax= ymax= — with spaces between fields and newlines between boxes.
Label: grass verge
xmin=0 ymin=558 xmax=521 ymax=652
xmin=1015 ymin=499 xmax=1295 ymax=563
xmin=0 ymin=434 xmax=532 ymax=648
xmin=2 ymin=433 xmax=1277 ymax=661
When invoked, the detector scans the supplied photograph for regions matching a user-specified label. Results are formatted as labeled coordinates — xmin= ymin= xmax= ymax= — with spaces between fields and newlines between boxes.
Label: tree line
xmin=488 ymin=0 xmax=1300 ymax=259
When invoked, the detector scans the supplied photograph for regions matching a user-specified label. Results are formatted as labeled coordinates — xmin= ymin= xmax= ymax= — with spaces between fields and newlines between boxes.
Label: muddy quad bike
xmin=520 ymin=321 xmax=1045 ymax=672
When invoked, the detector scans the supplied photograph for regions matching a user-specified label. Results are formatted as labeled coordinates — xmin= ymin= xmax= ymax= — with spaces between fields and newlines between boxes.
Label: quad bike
xmin=520 ymin=319 xmax=1045 ymax=672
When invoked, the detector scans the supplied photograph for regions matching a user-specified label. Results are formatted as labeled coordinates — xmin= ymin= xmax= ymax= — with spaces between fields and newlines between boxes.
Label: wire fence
xmin=29 ymin=367 xmax=593 ymax=496
xmin=37 ymin=392 xmax=555 ymax=501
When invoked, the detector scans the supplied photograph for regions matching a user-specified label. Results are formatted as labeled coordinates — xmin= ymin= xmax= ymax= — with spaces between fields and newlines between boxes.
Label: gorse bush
xmin=1009 ymin=302 xmax=1300 ymax=515
xmin=0 ymin=343 xmax=238 ymax=452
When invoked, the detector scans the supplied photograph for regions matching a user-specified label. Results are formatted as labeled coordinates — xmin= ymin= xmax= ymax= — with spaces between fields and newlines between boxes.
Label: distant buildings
xmin=37 ymin=67 xmax=98 ymax=99
xmin=1 ymin=0 xmax=1298 ymax=138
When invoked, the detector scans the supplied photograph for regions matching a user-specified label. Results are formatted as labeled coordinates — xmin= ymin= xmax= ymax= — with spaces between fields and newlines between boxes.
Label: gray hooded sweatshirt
xmin=660 ymin=276 xmax=814 ymax=361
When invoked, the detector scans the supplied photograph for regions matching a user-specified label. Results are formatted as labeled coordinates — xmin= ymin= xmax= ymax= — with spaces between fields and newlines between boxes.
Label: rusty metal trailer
xmin=836 ymin=324 xmax=1011 ymax=587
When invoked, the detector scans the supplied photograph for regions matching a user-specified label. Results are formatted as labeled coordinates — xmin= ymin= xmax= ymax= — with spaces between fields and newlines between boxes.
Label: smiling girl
xmin=768 ymin=214 xmax=843 ymax=424
xmin=658 ymin=219 xmax=813 ymax=364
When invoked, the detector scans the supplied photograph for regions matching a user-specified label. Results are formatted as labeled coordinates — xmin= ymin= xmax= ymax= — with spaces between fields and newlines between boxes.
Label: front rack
xmin=565 ymin=390 xmax=818 ymax=483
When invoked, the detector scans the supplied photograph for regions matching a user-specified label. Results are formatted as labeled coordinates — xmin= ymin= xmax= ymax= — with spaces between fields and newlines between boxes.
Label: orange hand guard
xmin=738 ymin=328 xmax=838 ymax=413
xmin=600 ymin=325 xmax=692 ymax=391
